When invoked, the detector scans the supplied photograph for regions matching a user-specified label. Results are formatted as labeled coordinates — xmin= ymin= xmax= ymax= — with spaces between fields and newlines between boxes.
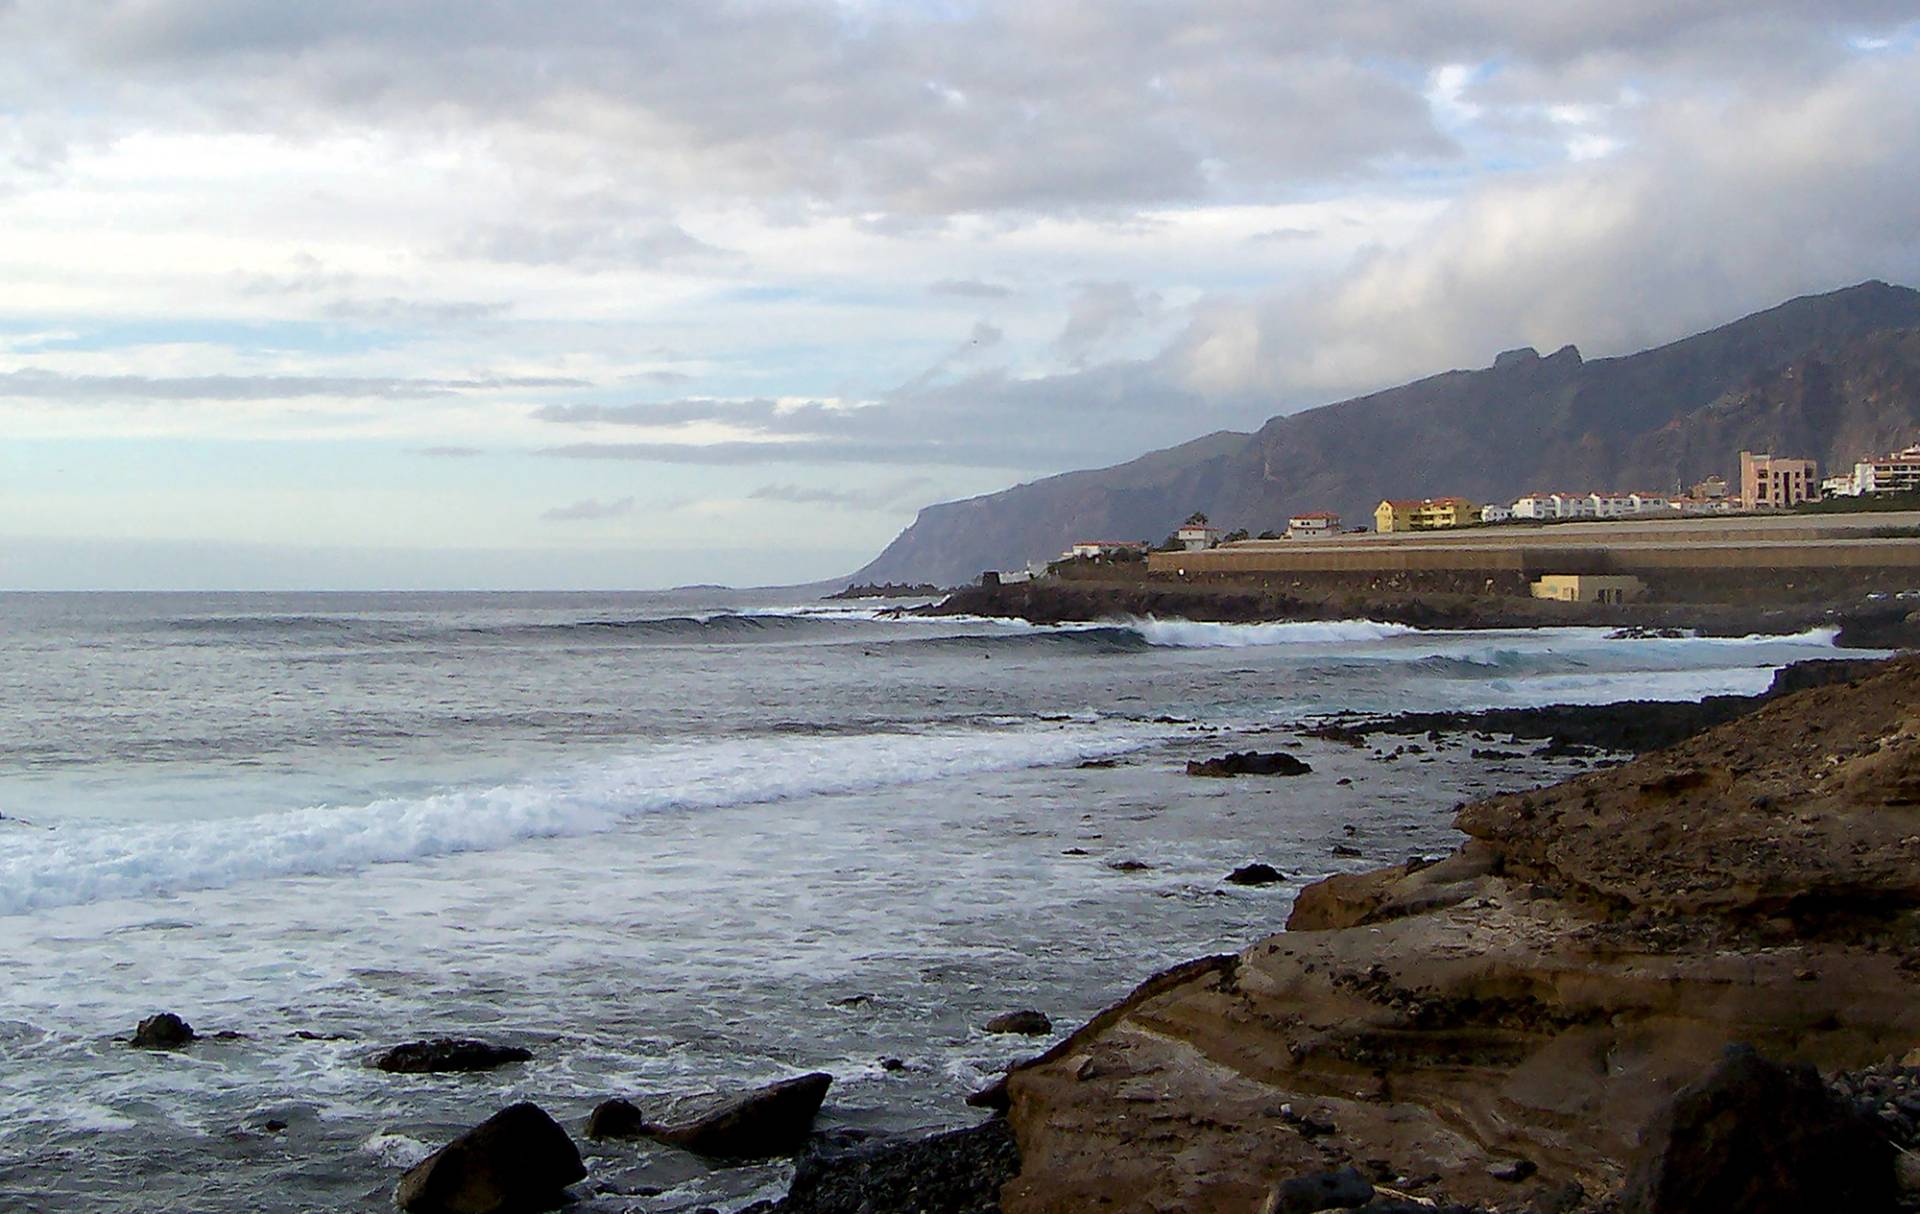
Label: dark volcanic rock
xmin=373 ymin=1038 xmax=533 ymax=1074
xmin=1186 ymin=751 xmax=1311 ymax=778
xmin=1265 ymin=1165 xmax=1374 ymax=1213
xmin=585 ymin=1097 xmax=647 ymax=1140
xmin=1619 ymin=1044 xmax=1894 ymax=1214
xmin=983 ymin=1010 xmax=1053 ymax=1036
xmin=1225 ymin=862 xmax=1285 ymax=886
xmin=395 ymin=1102 xmax=585 ymax=1214
xmin=744 ymin=1118 xmax=1018 ymax=1214
xmin=131 ymin=1013 xmax=194 ymax=1049
xmin=645 ymin=1072 xmax=833 ymax=1160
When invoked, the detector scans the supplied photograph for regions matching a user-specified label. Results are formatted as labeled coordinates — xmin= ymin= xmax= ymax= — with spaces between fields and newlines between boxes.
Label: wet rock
xmin=1261 ymin=1165 xmax=1373 ymax=1213
xmin=965 ymin=1075 xmax=1010 ymax=1111
xmin=1330 ymin=844 xmax=1362 ymax=858
xmin=131 ymin=1013 xmax=195 ymax=1049
xmin=983 ymin=1010 xmax=1052 ymax=1036
xmin=395 ymin=1102 xmax=585 ymax=1214
xmin=585 ymin=1097 xmax=647 ymax=1140
xmin=1486 ymin=1158 xmax=1535 ymax=1182
xmin=1186 ymin=751 xmax=1312 ymax=778
xmin=645 ymin=1072 xmax=834 ymax=1160
xmin=1619 ymin=1044 xmax=1893 ymax=1214
xmin=1107 ymin=859 xmax=1152 ymax=872
xmin=373 ymin=1038 xmax=533 ymax=1074
xmin=748 ymin=1117 xmax=1018 ymax=1214
xmin=1225 ymin=862 xmax=1285 ymax=886
xmin=1077 ymin=758 xmax=1118 ymax=769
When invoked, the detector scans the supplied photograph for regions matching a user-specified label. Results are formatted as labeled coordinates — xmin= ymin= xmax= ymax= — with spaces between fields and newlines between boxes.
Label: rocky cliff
xmin=854 ymin=281 xmax=1920 ymax=586
xmin=996 ymin=655 xmax=1920 ymax=1212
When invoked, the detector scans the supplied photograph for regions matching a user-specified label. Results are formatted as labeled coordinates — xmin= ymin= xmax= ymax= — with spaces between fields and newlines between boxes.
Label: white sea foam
xmin=0 ymin=720 xmax=1159 ymax=918
xmin=1126 ymin=617 xmax=1418 ymax=647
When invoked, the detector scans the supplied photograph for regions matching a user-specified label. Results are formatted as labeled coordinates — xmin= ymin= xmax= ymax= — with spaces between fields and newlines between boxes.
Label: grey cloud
xmin=0 ymin=368 xmax=587 ymax=402
xmin=749 ymin=478 xmax=935 ymax=511
xmin=39 ymin=3 xmax=1905 ymax=217
xmin=929 ymin=279 xmax=1014 ymax=299
xmin=1159 ymin=49 xmax=1920 ymax=404
xmin=541 ymin=495 xmax=636 ymax=522
xmin=411 ymin=445 xmax=484 ymax=457
xmin=1055 ymin=283 xmax=1160 ymax=364
xmin=321 ymin=297 xmax=511 ymax=325
xmin=458 ymin=220 xmax=728 ymax=270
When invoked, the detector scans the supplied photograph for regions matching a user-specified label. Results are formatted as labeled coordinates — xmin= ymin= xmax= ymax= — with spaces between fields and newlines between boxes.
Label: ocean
xmin=0 ymin=591 xmax=1856 ymax=1211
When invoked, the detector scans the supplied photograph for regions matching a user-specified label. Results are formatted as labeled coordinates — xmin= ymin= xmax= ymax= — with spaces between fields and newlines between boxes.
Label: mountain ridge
xmin=852 ymin=280 xmax=1920 ymax=586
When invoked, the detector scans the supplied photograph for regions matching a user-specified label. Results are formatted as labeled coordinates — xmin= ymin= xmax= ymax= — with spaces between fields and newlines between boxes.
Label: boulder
xmin=585 ymin=1098 xmax=647 ymax=1140
xmin=1225 ymin=863 xmax=1285 ymax=886
xmin=1261 ymin=1165 xmax=1373 ymax=1214
xmin=1186 ymin=752 xmax=1312 ymax=778
xmin=395 ymin=1102 xmax=585 ymax=1214
xmin=645 ymin=1072 xmax=833 ymax=1160
xmin=131 ymin=1013 xmax=195 ymax=1049
xmin=984 ymin=1011 xmax=1053 ymax=1036
xmin=1618 ymin=1045 xmax=1894 ymax=1214
xmin=374 ymin=1038 xmax=533 ymax=1074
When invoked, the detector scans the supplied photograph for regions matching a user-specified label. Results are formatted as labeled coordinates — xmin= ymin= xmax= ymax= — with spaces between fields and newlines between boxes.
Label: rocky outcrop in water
xmin=994 ymin=655 xmax=1920 ymax=1212
xmin=603 ymin=1072 xmax=834 ymax=1160
xmin=395 ymin=1102 xmax=584 ymax=1214
xmin=130 ymin=1013 xmax=194 ymax=1049
xmin=373 ymin=1038 xmax=533 ymax=1073
xmin=984 ymin=1011 xmax=1054 ymax=1037
xmin=1186 ymin=751 xmax=1311 ymax=778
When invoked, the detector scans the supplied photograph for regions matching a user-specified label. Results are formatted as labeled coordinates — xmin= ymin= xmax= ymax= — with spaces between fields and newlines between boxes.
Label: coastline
xmin=749 ymin=652 xmax=1920 ymax=1213
xmin=926 ymin=577 xmax=1920 ymax=649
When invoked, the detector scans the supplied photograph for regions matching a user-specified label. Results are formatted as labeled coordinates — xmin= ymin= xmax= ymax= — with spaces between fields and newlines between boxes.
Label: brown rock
xmin=644 ymin=1072 xmax=833 ymax=1160
xmin=985 ymin=1011 xmax=1053 ymax=1036
xmin=584 ymin=1098 xmax=647 ymax=1140
xmin=395 ymin=1102 xmax=585 ymax=1214
xmin=995 ymin=657 xmax=1920 ymax=1214
xmin=1618 ymin=1044 xmax=1893 ymax=1214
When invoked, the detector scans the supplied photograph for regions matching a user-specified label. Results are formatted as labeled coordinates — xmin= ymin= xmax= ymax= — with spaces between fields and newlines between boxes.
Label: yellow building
xmin=1530 ymin=574 xmax=1646 ymax=604
xmin=1375 ymin=497 xmax=1477 ymax=533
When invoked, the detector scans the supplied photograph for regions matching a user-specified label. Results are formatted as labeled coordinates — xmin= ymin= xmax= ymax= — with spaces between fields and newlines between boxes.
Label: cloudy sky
xmin=2 ymin=1 xmax=1917 ymax=589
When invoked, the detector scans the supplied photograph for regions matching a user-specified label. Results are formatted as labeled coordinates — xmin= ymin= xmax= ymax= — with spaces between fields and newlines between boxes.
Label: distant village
xmin=999 ymin=439 xmax=1920 ymax=584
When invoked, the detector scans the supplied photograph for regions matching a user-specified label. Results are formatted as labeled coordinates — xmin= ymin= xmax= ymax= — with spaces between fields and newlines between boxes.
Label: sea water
xmin=0 ymin=591 xmax=1855 ymax=1211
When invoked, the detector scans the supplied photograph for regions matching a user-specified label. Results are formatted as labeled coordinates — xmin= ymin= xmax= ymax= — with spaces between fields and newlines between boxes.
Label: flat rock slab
xmin=374 ymin=1038 xmax=533 ymax=1073
xmin=1186 ymin=751 xmax=1312 ymax=778
xmin=396 ymin=1102 xmax=584 ymax=1214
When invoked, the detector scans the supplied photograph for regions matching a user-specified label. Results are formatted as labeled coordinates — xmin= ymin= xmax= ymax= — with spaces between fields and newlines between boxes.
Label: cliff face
xmin=853 ymin=281 xmax=1920 ymax=586
xmin=998 ymin=657 xmax=1920 ymax=1213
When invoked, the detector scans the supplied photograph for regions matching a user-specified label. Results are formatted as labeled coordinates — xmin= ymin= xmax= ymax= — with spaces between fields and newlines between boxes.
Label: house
xmin=1511 ymin=493 xmax=1557 ymax=520
xmin=1628 ymin=493 xmax=1673 ymax=514
xmin=1375 ymin=497 xmax=1477 ymax=533
xmin=1549 ymin=492 xmax=1596 ymax=518
xmin=1829 ymin=442 xmax=1920 ymax=497
xmin=1588 ymin=492 xmax=1636 ymax=518
xmin=1285 ymin=511 xmax=1341 ymax=539
xmin=1481 ymin=502 xmax=1513 ymax=523
xmin=1740 ymin=451 xmax=1818 ymax=509
xmin=1176 ymin=524 xmax=1224 ymax=551
xmin=1067 ymin=540 xmax=1149 ymax=560
xmin=1530 ymin=574 xmax=1646 ymax=604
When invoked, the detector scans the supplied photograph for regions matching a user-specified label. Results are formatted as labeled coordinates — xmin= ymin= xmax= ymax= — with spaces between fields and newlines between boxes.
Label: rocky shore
xmin=930 ymin=579 xmax=1920 ymax=649
xmin=981 ymin=654 xmax=1920 ymax=1212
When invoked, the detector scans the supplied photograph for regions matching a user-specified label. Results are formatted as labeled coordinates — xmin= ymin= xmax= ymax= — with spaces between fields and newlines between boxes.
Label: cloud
xmin=929 ymin=279 xmax=1014 ymax=299
xmin=749 ymin=478 xmax=934 ymax=510
xmin=540 ymin=495 xmax=635 ymax=522
xmin=411 ymin=445 xmax=484 ymax=457
xmin=1054 ymin=282 xmax=1161 ymax=364
xmin=0 ymin=368 xmax=587 ymax=402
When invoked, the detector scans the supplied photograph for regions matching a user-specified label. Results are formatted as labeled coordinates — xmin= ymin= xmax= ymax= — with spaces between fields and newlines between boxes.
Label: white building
xmin=1067 ymin=540 xmax=1149 ymax=560
xmin=1285 ymin=511 xmax=1341 ymax=539
xmin=1828 ymin=443 xmax=1920 ymax=497
xmin=1511 ymin=493 xmax=1557 ymax=519
xmin=1481 ymin=502 xmax=1513 ymax=523
xmin=1628 ymin=493 xmax=1674 ymax=514
xmin=1176 ymin=525 xmax=1224 ymax=551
